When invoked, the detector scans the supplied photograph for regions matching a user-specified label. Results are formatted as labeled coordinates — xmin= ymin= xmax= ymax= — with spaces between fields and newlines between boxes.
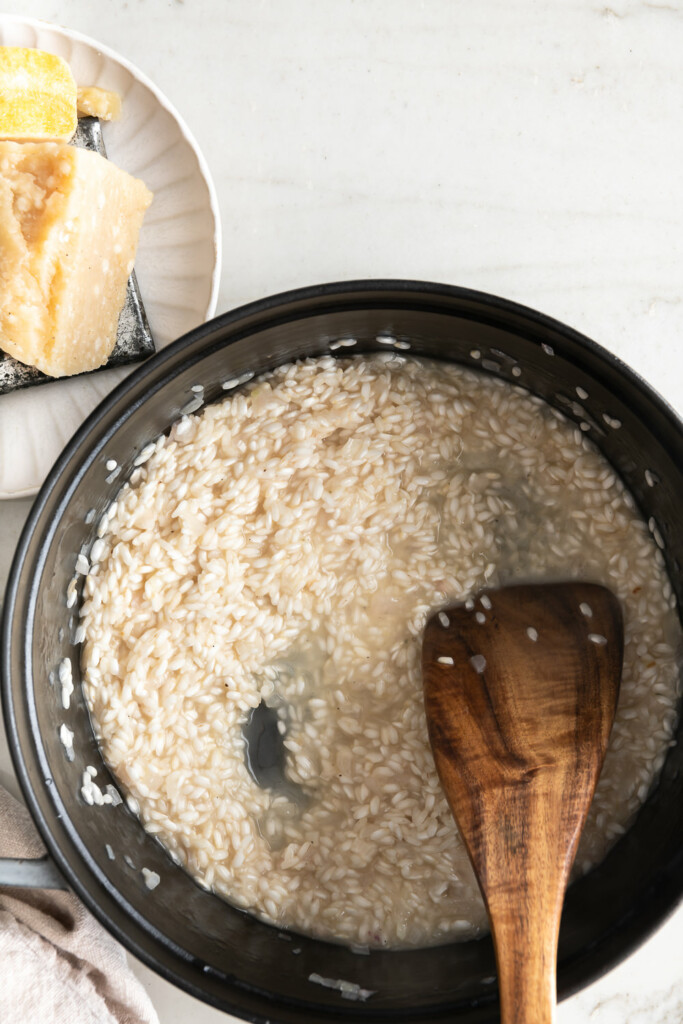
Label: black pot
xmin=3 ymin=281 xmax=682 ymax=1023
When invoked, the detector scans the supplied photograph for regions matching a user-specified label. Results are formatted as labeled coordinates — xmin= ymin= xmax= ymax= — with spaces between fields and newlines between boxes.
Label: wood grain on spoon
xmin=422 ymin=582 xmax=623 ymax=1024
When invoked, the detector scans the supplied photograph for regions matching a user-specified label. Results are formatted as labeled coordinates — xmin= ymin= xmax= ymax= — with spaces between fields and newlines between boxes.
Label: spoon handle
xmin=481 ymin=786 xmax=569 ymax=1024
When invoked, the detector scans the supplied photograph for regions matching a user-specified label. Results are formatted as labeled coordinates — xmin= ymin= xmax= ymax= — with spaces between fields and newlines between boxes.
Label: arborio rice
xmin=80 ymin=355 xmax=681 ymax=949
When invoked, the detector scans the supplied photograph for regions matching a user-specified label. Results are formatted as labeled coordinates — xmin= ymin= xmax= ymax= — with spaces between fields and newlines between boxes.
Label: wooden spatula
xmin=422 ymin=582 xmax=623 ymax=1024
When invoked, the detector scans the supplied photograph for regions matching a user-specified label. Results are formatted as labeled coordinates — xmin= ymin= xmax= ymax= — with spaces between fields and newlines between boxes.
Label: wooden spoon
xmin=422 ymin=582 xmax=623 ymax=1024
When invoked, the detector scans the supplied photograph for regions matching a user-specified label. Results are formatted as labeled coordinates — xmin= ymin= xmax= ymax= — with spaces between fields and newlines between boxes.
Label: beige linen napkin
xmin=0 ymin=785 xmax=159 ymax=1024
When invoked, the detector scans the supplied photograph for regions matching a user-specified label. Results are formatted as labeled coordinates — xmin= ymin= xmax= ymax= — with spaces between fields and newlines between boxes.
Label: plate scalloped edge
xmin=0 ymin=14 xmax=222 ymax=499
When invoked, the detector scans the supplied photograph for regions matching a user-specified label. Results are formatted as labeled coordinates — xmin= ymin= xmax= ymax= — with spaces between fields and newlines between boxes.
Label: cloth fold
xmin=0 ymin=784 xmax=159 ymax=1024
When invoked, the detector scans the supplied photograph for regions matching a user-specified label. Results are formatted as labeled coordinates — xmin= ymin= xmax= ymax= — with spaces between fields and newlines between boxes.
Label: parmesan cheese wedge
xmin=0 ymin=140 xmax=152 ymax=377
xmin=77 ymin=86 xmax=122 ymax=122
xmin=0 ymin=47 xmax=77 ymax=141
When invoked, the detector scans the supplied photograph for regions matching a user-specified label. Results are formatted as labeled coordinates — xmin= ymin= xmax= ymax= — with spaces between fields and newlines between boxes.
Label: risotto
xmin=80 ymin=355 xmax=681 ymax=948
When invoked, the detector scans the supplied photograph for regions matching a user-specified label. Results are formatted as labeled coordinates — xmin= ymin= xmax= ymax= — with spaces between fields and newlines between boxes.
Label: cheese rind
xmin=0 ymin=141 xmax=152 ymax=377
xmin=0 ymin=47 xmax=77 ymax=141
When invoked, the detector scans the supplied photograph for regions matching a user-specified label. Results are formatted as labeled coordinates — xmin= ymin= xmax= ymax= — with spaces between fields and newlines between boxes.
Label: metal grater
xmin=0 ymin=116 xmax=155 ymax=395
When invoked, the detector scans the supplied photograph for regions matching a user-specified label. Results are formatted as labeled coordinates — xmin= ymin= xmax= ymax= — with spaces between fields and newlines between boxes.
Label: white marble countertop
xmin=1 ymin=0 xmax=682 ymax=1020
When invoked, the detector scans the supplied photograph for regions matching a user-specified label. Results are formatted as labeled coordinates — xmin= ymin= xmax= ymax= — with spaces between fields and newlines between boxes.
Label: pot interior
xmin=4 ymin=283 xmax=683 ymax=1023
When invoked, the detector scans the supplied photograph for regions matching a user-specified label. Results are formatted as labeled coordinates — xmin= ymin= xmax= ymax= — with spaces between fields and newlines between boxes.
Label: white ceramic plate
xmin=0 ymin=15 xmax=221 ymax=498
